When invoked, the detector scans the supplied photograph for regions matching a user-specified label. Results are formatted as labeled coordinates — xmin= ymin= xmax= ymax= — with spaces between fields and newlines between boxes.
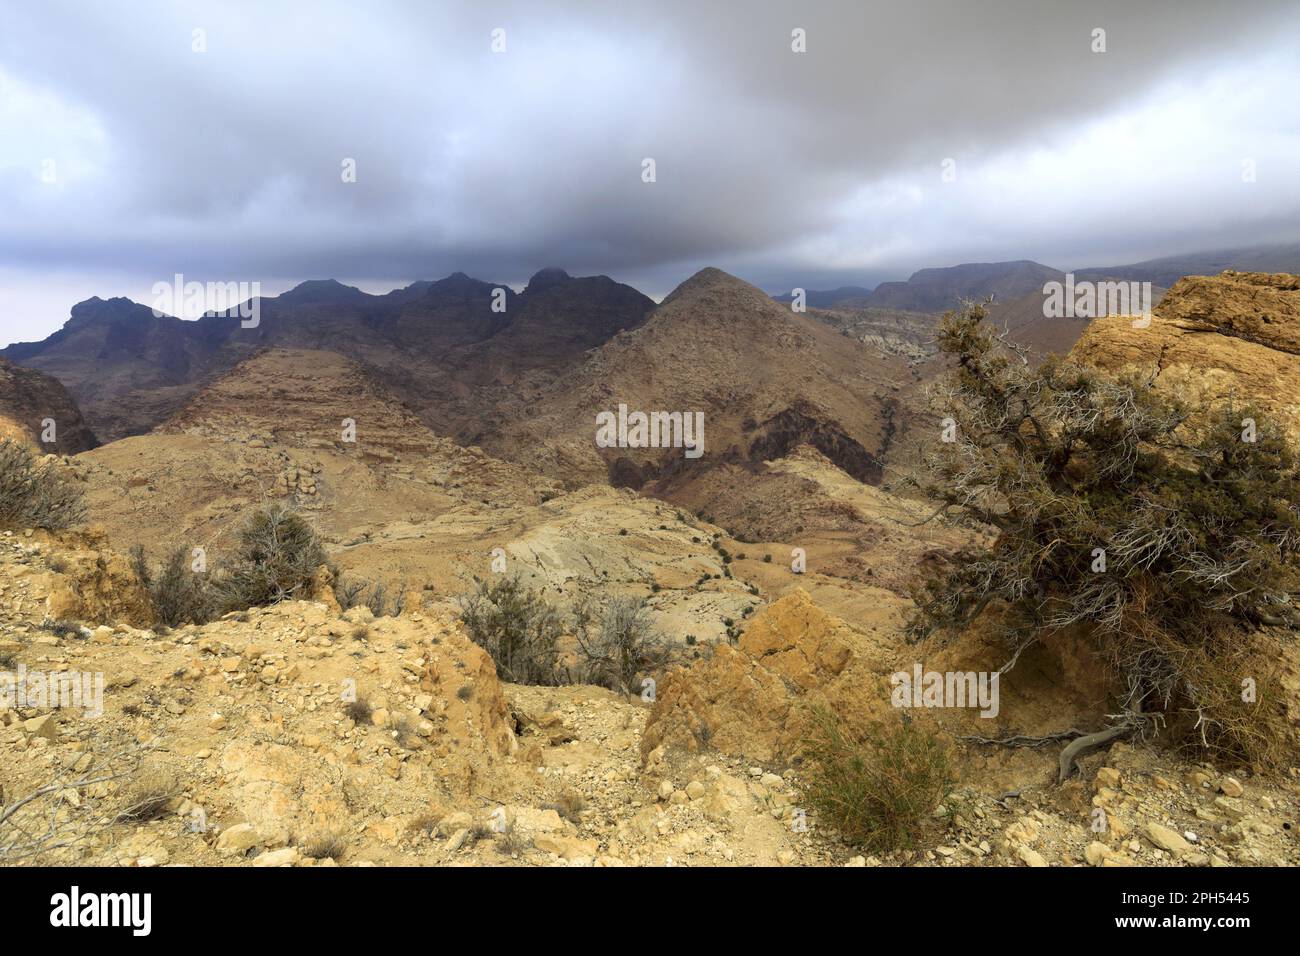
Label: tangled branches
xmin=911 ymin=300 xmax=1300 ymax=766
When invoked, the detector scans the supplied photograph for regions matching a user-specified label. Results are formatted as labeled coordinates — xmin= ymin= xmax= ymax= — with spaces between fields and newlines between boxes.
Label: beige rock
xmin=1016 ymin=845 xmax=1048 ymax=868
xmin=1144 ymin=822 xmax=1192 ymax=856
xmin=436 ymin=811 xmax=473 ymax=837
xmin=1084 ymin=841 xmax=1112 ymax=866
xmin=534 ymin=835 xmax=598 ymax=861
xmin=252 ymin=847 xmax=300 ymax=867
xmin=23 ymin=714 xmax=56 ymax=740
xmin=215 ymin=823 xmax=261 ymax=856
xmin=1094 ymin=767 xmax=1121 ymax=789
xmin=511 ymin=807 xmax=565 ymax=832
xmin=641 ymin=590 xmax=895 ymax=764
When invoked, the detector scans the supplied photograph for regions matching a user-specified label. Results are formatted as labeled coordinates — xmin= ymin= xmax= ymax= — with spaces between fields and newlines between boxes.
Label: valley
xmin=1 ymin=261 xmax=1298 ymax=869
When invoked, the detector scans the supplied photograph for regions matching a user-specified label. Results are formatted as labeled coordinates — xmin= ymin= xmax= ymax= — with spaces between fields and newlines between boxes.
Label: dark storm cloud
xmin=1 ymin=0 xmax=1299 ymax=340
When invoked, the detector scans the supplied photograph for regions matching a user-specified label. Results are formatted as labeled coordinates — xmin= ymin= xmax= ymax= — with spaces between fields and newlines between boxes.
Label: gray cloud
xmin=2 ymin=0 xmax=1299 ymax=342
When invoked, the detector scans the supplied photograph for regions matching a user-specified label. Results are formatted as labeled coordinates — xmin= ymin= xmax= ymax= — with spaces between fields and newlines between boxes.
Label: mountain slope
xmin=480 ymin=267 xmax=911 ymax=495
xmin=1075 ymin=243 xmax=1300 ymax=289
xmin=0 ymin=357 xmax=98 ymax=453
xmin=0 ymin=297 xmax=241 ymax=441
xmin=858 ymin=260 xmax=1063 ymax=313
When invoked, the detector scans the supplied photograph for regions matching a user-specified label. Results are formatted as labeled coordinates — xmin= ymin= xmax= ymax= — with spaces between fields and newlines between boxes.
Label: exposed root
xmin=1057 ymin=724 xmax=1133 ymax=783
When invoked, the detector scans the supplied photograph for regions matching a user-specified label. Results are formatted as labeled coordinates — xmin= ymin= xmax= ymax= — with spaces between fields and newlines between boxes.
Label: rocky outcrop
xmin=640 ymin=589 xmax=900 ymax=764
xmin=1070 ymin=271 xmax=1300 ymax=445
xmin=3 ymin=529 xmax=154 ymax=626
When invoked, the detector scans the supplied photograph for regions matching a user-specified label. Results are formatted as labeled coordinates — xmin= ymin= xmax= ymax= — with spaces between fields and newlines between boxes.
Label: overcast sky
xmin=2 ymin=0 xmax=1299 ymax=345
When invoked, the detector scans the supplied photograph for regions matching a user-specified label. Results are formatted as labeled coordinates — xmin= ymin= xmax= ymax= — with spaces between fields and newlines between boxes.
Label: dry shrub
xmin=1156 ymin=630 xmax=1288 ymax=770
xmin=133 ymin=544 xmax=213 ymax=627
xmin=115 ymin=765 xmax=182 ymax=823
xmin=344 ymin=696 xmax=372 ymax=725
xmin=2 ymin=736 xmax=154 ymax=862
xmin=494 ymin=829 xmax=532 ymax=857
xmin=302 ymin=831 xmax=347 ymax=861
xmin=0 ymin=439 xmax=84 ymax=531
xmin=334 ymin=574 xmax=399 ymax=617
xmin=388 ymin=712 xmax=422 ymax=749
xmin=803 ymin=709 xmax=955 ymax=852
xmin=573 ymin=596 xmax=676 ymax=693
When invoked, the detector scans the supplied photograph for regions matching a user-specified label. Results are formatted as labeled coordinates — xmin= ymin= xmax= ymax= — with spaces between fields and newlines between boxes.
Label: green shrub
xmin=803 ymin=710 xmax=954 ymax=852
xmin=0 ymin=439 xmax=84 ymax=531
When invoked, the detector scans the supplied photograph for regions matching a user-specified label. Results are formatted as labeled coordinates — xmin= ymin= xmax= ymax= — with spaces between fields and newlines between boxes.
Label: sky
xmin=2 ymin=0 xmax=1299 ymax=345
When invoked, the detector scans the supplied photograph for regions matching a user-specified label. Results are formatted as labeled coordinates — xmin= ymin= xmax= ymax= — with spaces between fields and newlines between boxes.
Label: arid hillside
xmin=1 ymin=268 xmax=1298 ymax=870
xmin=481 ymin=268 xmax=913 ymax=493
xmin=1071 ymin=271 xmax=1300 ymax=445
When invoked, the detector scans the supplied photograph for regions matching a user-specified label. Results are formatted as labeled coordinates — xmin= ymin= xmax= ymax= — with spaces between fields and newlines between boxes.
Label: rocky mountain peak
xmin=523 ymin=267 xmax=571 ymax=295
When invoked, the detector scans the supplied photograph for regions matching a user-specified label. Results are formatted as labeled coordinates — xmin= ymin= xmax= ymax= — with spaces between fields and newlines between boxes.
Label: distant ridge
xmin=0 ymin=270 xmax=651 ymax=442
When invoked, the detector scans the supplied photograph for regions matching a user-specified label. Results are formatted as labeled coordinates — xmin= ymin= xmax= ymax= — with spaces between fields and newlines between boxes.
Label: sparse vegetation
xmin=365 ymin=581 xmax=389 ymax=617
xmin=457 ymin=575 xmax=565 ymax=685
xmin=114 ymin=765 xmax=182 ymax=823
xmin=302 ymin=831 xmax=347 ymax=861
xmin=573 ymin=596 xmax=675 ymax=694
xmin=344 ymin=696 xmax=373 ymax=725
xmin=1 ymin=737 xmax=155 ymax=863
xmin=133 ymin=544 xmax=212 ymax=627
xmin=40 ymin=618 xmax=83 ymax=640
xmin=911 ymin=300 xmax=1300 ymax=766
xmin=0 ymin=439 xmax=85 ymax=531
xmin=388 ymin=712 xmax=421 ymax=749
xmin=494 ymin=829 xmax=531 ymax=857
xmin=333 ymin=574 xmax=399 ymax=617
xmin=333 ymin=577 xmax=367 ymax=609
xmin=803 ymin=710 xmax=955 ymax=852
xmin=129 ymin=506 xmax=327 ymax=626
